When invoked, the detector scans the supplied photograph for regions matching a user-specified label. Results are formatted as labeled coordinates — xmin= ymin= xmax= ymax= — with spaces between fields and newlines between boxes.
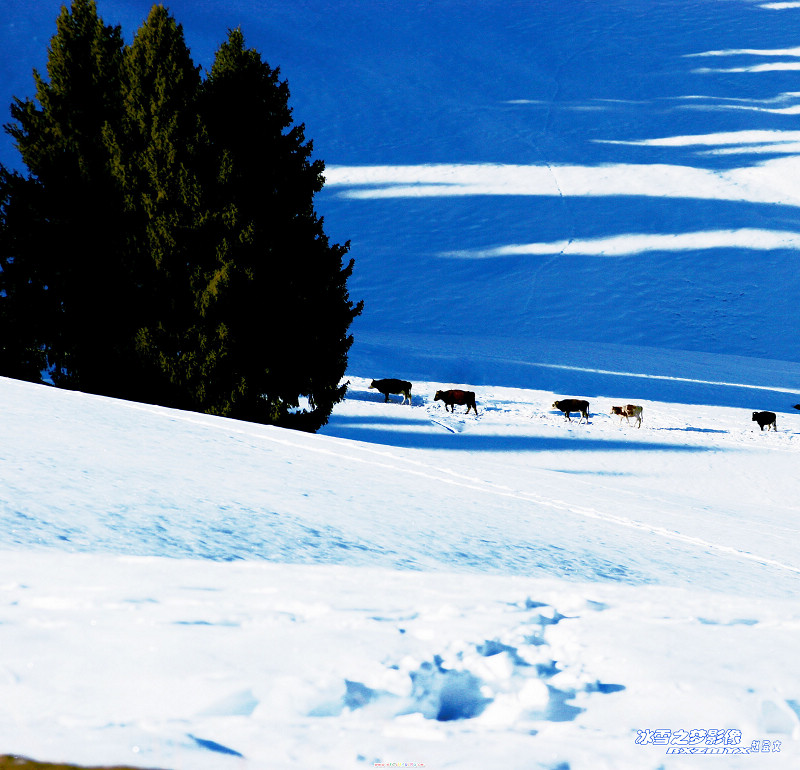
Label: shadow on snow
xmin=324 ymin=417 xmax=713 ymax=453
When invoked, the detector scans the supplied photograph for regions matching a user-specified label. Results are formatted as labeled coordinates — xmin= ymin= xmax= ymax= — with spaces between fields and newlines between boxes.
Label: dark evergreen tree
xmin=2 ymin=0 xmax=132 ymax=392
xmin=0 ymin=168 xmax=48 ymax=381
xmin=192 ymin=28 xmax=362 ymax=429
xmin=103 ymin=3 xmax=205 ymax=407
xmin=1 ymin=7 xmax=361 ymax=430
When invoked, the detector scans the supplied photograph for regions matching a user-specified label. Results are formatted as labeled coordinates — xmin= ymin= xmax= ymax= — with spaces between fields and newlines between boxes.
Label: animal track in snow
xmin=321 ymin=599 xmax=624 ymax=726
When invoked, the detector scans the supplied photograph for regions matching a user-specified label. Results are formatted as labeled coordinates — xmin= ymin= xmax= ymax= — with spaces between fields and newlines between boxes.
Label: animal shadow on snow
xmin=324 ymin=422 xmax=713 ymax=453
xmin=328 ymin=413 xmax=432 ymax=428
xmin=656 ymin=426 xmax=727 ymax=435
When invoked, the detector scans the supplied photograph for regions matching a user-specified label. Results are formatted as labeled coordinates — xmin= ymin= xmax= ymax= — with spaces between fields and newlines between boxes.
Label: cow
xmin=369 ymin=378 xmax=412 ymax=404
xmin=752 ymin=411 xmax=777 ymax=431
xmin=553 ymin=398 xmax=590 ymax=424
xmin=611 ymin=404 xmax=643 ymax=428
xmin=435 ymin=389 xmax=478 ymax=415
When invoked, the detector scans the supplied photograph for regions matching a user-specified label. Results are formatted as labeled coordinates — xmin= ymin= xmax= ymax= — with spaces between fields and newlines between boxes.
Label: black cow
xmin=435 ymin=389 xmax=478 ymax=415
xmin=369 ymin=378 xmax=412 ymax=404
xmin=752 ymin=411 xmax=777 ymax=431
xmin=553 ymin=398 xmax=590 ymax=424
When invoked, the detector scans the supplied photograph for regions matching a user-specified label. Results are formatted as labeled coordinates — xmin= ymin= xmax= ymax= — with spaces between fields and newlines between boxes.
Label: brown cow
xmin=369 ymin=378 xmax=412 ymax=404
xmin=553 ymin=399 xmax=590 ymax=423
xmin=435 ymin=389 xmax=478 ymax=415
xmin=611 ymin=404 xmax=643 ymax=428
xmin=752 ymin=411 xmax=776 ymax=431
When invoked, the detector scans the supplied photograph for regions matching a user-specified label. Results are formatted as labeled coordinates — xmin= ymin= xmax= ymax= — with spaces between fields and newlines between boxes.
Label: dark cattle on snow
xmin=752 ymin=411 xmax=777 ymax=431
xmin=369 ymin=378 xmax=412 ymax=404
xmin=553 ymin=398 xmax=590 ymax=423
xmin=435 ymin=389 xmax=478 ymax=415
xmin=611 ymin=404 xmax=643 ymax=428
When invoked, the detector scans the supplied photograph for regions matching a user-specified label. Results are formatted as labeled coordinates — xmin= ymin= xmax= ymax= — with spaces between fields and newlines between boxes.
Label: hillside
xmin=2 ymin=1 xmax=800 ymax=767
xmin=1 ymin=372 xmax=800 ymax=768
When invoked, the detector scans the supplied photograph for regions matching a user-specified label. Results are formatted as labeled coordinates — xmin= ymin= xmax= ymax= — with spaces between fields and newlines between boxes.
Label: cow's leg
xmin=384 ymin=393 xmax=390 ymax=402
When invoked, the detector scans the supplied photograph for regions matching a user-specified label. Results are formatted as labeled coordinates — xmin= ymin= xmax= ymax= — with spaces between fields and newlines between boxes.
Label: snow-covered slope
xmin=3 ymin=1 xmax=800 ymax=767
xmin=2 ymin=372 xmax=800 ymax=768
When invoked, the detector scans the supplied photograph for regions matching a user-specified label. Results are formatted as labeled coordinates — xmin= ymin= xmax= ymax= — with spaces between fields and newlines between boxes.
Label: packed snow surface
xmin=2 ymin=369 xmax=800 ymax=769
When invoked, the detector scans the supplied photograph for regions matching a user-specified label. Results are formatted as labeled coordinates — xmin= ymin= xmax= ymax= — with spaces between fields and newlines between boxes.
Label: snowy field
xmin=4 ymin=0 xmax=800 ymax=767
xmin=2 ymin=368 xmax=800 ymax=769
